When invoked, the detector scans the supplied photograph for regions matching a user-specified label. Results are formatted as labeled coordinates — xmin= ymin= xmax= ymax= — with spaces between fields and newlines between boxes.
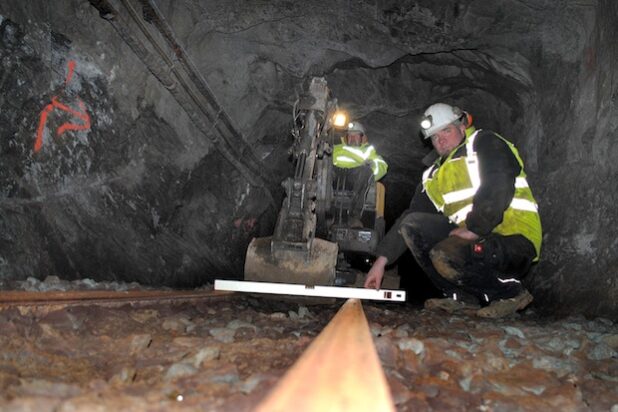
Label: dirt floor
xmin=0 ymin=286 xmax=617 ymax=411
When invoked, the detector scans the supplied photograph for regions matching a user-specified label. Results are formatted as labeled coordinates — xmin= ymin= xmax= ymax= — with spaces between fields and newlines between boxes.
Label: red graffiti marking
xmin=233 ymin=217 xmax=257 ymax=232
xmin=244 ymin=217 xmax=257 ymax=231
xmin=64 ymin=59 xmax=76 ymax=87
xmin=34 ymin=60 xmax=91 ymax=153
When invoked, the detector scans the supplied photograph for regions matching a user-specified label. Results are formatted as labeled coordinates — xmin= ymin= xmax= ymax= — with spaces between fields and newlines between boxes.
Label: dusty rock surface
xmin=0 ymin=292 xmax=616 ymax=411
xmin=0 ymin=275 xmax=155 ymax=292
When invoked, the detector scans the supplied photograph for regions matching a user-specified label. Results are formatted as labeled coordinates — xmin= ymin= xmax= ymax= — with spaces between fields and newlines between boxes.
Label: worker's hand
xmin=364 ymin=256 xmax=388 ymax=290
xmin=449 ymin=227 xmax=479 ymax=241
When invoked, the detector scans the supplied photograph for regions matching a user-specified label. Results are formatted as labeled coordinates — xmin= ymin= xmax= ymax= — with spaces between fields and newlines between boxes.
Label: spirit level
xmin=214 ymin=280 xmax=406 ymax=302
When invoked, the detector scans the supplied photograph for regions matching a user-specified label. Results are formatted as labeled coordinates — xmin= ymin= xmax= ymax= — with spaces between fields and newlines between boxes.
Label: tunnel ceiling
xmin=0 ymin=0 xmax=616 ymax=317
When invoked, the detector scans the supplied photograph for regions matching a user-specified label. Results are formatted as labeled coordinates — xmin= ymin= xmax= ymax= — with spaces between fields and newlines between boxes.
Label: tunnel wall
xmin=526 ymin=0 xmax=618 ymax=317
xmin=0 ymin=1 xmax=281 ymax=285
xmin=0 ymin=0 xmax=616 ymax=317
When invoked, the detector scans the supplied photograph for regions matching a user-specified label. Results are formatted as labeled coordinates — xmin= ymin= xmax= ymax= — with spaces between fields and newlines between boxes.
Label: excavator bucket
xmin=244 ymin=236 xmax=338 ymax=286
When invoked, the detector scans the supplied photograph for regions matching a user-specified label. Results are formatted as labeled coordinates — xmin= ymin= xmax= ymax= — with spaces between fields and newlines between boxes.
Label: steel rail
xmin=0 ymin=289 xmax=232 ymax=309
xmin=256 ymin=298 xmax=395 ymax=412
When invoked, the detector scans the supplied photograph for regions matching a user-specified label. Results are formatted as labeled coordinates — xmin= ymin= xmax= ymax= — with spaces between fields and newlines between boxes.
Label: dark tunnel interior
xmin=0 ymin=1 xmax=617 ymax=410
xmin=0 ymin=0 xmax=617 ymax=318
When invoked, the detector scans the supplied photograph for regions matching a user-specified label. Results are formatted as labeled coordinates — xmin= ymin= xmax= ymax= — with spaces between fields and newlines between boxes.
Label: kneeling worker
xmin=364 ymin=103 xmax=542 ymax=318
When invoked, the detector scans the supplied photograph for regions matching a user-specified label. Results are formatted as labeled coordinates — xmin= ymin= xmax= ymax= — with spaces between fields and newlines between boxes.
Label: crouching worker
xmin=364 ymin=103 xmax=542 ymax=318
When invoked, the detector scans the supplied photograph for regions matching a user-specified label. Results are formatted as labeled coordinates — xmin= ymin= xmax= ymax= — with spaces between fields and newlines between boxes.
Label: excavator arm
xmin=245 ymin=78 xmax=339 ymax=286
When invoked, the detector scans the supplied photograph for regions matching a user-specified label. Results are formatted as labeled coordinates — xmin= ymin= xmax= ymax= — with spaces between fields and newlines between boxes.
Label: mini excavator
xmin=239 ymin=77 xmax=399 ymax=298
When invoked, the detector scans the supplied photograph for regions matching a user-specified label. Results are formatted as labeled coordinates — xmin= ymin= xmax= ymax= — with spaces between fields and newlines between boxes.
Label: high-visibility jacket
xmin=333 ymin=143 xmax=388 ymax=181
xmin=422 ymin=130 xmax=542 ymax=260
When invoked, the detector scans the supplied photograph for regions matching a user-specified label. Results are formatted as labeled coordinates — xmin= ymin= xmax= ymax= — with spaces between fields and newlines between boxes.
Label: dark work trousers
xmin=399 ymin=212 xmax=536 ymax=304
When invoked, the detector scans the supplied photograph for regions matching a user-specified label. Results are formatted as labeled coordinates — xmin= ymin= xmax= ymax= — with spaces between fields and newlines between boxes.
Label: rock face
xmin=0 ymin=1 xmax=616 ymax=316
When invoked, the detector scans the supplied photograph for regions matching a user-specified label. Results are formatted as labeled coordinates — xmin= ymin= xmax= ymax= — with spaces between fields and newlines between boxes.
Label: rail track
xmin=0 ymin=289 xmax=233 ymax=310
xmin=0 ymin=289 xmax=396 ymax=410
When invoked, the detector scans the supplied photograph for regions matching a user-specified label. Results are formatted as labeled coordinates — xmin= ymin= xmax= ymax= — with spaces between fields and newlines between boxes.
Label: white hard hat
xmin=347 ymin=121 xmax=365 ymax=135
xmin=420 ymin=103 xmax=463 ymax=138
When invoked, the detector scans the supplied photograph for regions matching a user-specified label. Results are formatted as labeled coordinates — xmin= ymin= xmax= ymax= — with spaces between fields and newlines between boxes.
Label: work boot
xmin=476 ymin=290 xmax=534 ymax=318
xmin=424 ymin=297 xmax=480 ymax=314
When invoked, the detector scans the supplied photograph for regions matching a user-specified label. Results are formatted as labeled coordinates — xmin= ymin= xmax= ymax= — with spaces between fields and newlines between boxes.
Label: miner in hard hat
xmin=332 ymin=121 xmax=388 ymax=226
xmin=332 ymin=121 xmax=388 ymax=181
xmin=364 ymin=103 xmax=542 ymax=318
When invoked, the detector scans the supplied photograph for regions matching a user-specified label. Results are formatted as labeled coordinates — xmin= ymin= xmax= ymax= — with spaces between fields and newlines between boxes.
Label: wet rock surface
xmin=0 ymin=294 xmax=616 ymax=411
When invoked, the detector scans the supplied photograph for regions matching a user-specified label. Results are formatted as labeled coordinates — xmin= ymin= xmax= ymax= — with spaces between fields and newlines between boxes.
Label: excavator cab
xmin=327 ymin=169 xmax=386 ymax=286
xmin=315 ymin=116 xmax=387 ymax=286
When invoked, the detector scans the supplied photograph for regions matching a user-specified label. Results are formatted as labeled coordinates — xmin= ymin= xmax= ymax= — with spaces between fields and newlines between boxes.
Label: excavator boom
xmin=244 ymin=77 xmax=339 ymax=286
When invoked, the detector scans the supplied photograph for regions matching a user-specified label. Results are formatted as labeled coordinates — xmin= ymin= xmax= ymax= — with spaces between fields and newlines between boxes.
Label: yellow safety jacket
xmin=465 ymin=125 xmax=476 ymax=137
xmin=333 ymin=143 xmax=388 ymax=181
xmin=422 ymin=130 xmax=542 ymax=260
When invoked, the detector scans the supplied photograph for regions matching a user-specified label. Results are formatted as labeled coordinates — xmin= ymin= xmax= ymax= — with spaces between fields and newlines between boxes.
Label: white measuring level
xmin=214 ymin=280 xmax=406 ymax=302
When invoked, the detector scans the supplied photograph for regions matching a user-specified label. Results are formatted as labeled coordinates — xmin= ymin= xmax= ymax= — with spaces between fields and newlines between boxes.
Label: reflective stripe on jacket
xmin=421 ymin=130 xmax=542 ymax=260
xmin=333 ymin=143 xmax=388 ymax=181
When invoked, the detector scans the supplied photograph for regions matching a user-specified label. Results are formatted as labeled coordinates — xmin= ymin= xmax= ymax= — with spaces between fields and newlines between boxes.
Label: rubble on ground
xmin=0 ymin=295 xmax=616 ymax=411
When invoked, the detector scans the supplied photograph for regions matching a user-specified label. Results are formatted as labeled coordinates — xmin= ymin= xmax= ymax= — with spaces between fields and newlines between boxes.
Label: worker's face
xmin=430 ymin=123 xmax=465 ymax=156
xmin=346 ymin=132 xmax=363 ymax=146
